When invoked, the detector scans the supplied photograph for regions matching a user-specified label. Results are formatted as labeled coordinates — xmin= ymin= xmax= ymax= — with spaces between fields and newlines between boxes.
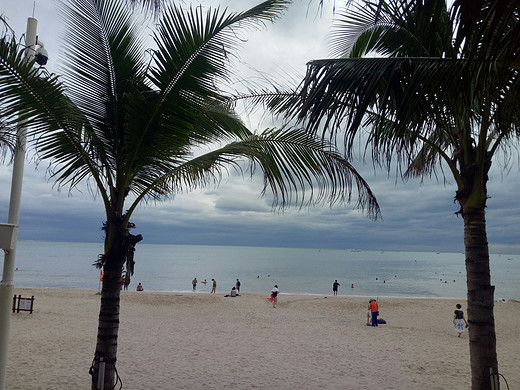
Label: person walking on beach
xmin=236 ymin=279 xmax=241 ymax=293
xmin=453 ymin=304 xmax=468 ymax=337
xmin=211 ymin=279 xmax=217 ymax=293
xmin=333 ymin=280 xmax=340 ymax=296
xmin=192 ymin=277 xmax=197 ymax=291
xmin=271 ymin=285 xmax=280 ymax=308
xmin=368 ymin=299 xmax=379 ymax=326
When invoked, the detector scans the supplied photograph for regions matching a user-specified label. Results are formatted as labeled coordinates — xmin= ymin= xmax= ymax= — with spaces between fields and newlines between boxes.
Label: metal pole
xmin=97 ymin=358 xmax=105 ymax=390
xmin=0 ymin=17 xmax=37 ymax=390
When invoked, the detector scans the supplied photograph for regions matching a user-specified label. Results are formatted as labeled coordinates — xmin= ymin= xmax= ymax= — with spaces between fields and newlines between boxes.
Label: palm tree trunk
xmin=92 ymin=266 xmax=122 ymax=389
xmin=91 ymin=212 xmax=142 ymax=389
xmin=90 ymin=216 xmax=126 ymax=390
xmin=463 ymin=205 xmax=499 ymax=390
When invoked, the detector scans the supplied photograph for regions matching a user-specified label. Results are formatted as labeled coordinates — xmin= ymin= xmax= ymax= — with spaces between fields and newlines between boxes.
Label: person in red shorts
xmin=368 ymin=299 xmax=379 ymax=326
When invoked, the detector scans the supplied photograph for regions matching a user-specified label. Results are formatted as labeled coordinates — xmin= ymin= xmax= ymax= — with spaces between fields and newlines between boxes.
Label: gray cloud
xmin=1 ymin=0 xmax=519 ymax=254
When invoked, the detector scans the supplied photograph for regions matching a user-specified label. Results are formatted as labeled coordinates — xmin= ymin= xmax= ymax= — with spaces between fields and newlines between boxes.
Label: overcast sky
xmin=1 ymin=0 xmax=519 ymax=254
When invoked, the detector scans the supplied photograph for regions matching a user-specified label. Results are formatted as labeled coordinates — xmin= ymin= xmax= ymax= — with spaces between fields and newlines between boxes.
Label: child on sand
xmin=271 ymin=285 xmax=280 ymax=308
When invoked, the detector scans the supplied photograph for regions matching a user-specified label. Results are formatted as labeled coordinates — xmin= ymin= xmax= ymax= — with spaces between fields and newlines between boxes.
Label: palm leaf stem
xmin=416 ymin=133 xmax=462 ymax=187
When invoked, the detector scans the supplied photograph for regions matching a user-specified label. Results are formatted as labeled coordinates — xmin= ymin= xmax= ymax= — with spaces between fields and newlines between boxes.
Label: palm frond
xmin=126 ymin=0 xmax=163 ymax=15
xmin=128 ymin=126 xmax=380 ymax=219
xmin=330 ymin=0 xmax=453 ymax=58
xmin=121 ymin=1 xmax=291 ymax=189
xmin=0 ymin=118 xmax=16 ymax=162
xmin=57 ymin=0 xmax=146 ymax=142
xmin=143 ymin=1 xmax=290 ymax=131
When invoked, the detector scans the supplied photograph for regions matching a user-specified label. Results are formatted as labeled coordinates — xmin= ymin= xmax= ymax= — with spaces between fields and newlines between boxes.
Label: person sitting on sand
xmin=225 ymin=287 xmax=240 ymax=297
xmin=136 ymin=283 xmax=143 ymax=291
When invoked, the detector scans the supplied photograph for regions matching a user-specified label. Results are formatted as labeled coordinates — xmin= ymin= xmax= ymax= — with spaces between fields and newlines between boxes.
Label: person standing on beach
xmin=453 ymin=304 xmax=468 ymax=337
xmin=271 ymin=285 xmax=280 ymax=308
xmin=123 ymin=273 xmax=130 ymax=291
xmin=192 ymin=278 xmax=198 ymax=291
xmin=332 ymin=280 xmax=340 ymax=296
xmin=236 ymin=279 xmax=241 ymax=293
xmin=211 ymin=279 xmax=217 ymax=293
xmin=368 ymin=299 xmax=379 ymax=326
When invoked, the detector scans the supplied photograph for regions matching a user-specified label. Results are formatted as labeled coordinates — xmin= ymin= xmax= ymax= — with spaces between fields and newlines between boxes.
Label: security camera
xmin=34 ymin=38 xmax=48 ymax=66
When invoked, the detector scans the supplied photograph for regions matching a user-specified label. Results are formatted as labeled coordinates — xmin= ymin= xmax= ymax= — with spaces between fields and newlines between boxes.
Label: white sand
xmin=6 ymin=288 xmax=519 ymax=389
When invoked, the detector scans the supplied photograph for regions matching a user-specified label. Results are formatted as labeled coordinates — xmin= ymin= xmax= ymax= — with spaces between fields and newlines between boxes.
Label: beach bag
xmin=377 ymin=318 xmax=387 ymax=324
xmin=268 ymin=294 xmax=274 ymax=303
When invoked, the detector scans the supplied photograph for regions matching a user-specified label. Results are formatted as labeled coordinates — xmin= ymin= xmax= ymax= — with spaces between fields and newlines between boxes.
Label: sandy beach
xmin=5 ymin=288 xmax=519 ymax=389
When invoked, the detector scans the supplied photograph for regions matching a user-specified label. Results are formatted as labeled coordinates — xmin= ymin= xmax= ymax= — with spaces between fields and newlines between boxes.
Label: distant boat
xmin=348 ymin=249 xmax=362 ymax=252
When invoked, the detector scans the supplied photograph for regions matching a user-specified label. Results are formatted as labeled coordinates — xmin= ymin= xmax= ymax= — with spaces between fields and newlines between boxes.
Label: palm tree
xmin=295 ymin=0 xmax=520 ymax=389
xmin=0 ymin=0 xmax=379 ymax=387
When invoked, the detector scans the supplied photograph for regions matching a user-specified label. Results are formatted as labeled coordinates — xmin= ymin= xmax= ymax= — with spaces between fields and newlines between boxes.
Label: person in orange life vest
xmin=368 ymin=299 xmax=379 ymax=327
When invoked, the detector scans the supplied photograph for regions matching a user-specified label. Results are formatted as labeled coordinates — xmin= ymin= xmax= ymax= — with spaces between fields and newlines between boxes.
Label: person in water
xmin=332 ymin=280 xmax=340 ymax=296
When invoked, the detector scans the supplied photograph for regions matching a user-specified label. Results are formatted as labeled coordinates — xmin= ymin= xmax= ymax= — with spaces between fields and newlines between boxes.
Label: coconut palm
xmin=296 ymin=0 xmax=520 ymax=388
xmin=0 ymin=0 xmax=379 ymax=387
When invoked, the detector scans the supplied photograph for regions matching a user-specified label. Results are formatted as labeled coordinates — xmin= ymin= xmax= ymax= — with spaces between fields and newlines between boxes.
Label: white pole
xmin=0 ymin=17 xmax=37 ymax=390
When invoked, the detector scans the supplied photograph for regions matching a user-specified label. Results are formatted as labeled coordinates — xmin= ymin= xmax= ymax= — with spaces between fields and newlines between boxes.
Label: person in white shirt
xmin=231 ymin=287 xmax=238 ymax=297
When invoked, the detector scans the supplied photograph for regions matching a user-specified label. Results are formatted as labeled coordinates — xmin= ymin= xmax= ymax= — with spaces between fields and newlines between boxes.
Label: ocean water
xmin=9 ymin=240 xmax=520 ymax=300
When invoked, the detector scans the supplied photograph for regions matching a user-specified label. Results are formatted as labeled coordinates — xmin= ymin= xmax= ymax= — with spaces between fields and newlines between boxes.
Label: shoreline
xmin=13 ymin=285 xmax=518 ymax=302
xmin=7 ymin=288 xmax=519 ymax=389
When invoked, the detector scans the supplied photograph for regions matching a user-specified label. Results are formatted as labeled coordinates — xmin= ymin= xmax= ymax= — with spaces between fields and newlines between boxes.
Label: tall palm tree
xmin=295 ymin=0 xmax=520 ymax=388
xmin=0 ymin=0 xmax=379 ymax=387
